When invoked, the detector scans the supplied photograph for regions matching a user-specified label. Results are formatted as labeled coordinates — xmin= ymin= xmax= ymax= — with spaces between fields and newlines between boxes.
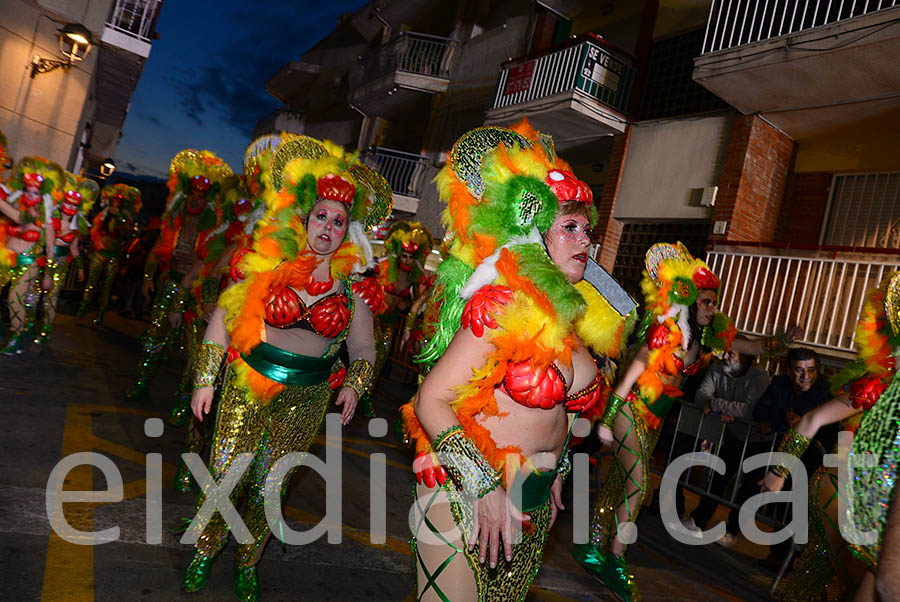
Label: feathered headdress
xmin=4 ymin=157 xmax=64 ymax=219
xmin=218 ymin=135 xmax=392 ymax=403
xmin=101 ymin=183 xmax=142 ymax=217
xmin=60 ymin=172 xmax=99 ymax=235
xmin=381 ymin=221 xmax=433 ymax=286
xmin=0 ymin=130 xmax=10 ymax=170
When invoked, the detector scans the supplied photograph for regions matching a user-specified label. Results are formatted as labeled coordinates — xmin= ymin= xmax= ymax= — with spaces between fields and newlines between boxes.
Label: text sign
xmin=504 ymin=61 xmax=535 ymax=96
xmin=582 ymin=44 xmax=624 ymax=93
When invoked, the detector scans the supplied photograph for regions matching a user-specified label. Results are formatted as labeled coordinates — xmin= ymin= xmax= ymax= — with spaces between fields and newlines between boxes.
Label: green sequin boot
xmin=34 ymin=325 xmax=50 ymax=346
xmin=573 ymin=545 xmax=639 ymax=602
xmin=1 ymin=333 xmax=25 ymax=355
xmin=172 ymin=458 xmax=194 ymax=493
xmin=233 ymin=564 xmax=260 ymax=602
xmin=182 ymin=551 xmax=216 ymax=592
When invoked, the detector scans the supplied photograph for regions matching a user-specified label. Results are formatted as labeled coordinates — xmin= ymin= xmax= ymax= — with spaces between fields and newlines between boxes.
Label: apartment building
xmin=261 ymin=0 xmax=900 ymax=359
xmin=0 ymin=0 xmax=161 ymax=174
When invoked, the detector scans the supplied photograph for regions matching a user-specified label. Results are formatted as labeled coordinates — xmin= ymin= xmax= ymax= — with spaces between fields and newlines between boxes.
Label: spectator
xmin=680 ymin=349 xmax=770 ymax=546
xmin=752 ymin=347 xmax=837 ymax=569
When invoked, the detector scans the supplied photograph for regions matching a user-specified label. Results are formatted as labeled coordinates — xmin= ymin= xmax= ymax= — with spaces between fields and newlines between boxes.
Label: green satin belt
xmin=511 ymin=469 xmax=557 ymax=512
xmin=16 ymin=253 xmax=36 ymax=267
xmin=241 ymin=342 xmax=336 ymax=386
xmin=54 ymin=245 xmax=70 ymax=258
xmin=648 ymin=392 xmax=676 ymax=419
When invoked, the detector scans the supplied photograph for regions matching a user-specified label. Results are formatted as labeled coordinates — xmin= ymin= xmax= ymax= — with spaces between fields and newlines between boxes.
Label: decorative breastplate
xmin=6 ymin=224 xmax=40 ymax=243
xmin=501 ymin=361 xmax=568 ymax=409
xmin=264 ymin=287 xmax=350 ymax=339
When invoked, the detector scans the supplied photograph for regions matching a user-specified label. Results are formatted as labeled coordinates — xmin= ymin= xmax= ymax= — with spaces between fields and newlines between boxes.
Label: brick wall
xmin=595 ymin=127 xmax=631 ymax=271
xmin=777 ymin=172 xmax=832 ymax=245
xmin=711 ymin=115 xmax=795 ymax=242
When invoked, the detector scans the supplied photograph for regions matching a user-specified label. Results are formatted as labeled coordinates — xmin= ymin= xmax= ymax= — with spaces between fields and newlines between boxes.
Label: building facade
xmin=0 ymin=0 xmax=161 ymax=174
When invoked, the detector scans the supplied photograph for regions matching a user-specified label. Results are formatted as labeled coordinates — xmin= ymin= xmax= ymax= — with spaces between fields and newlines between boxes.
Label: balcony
xmin=693 ymin=1 xmax=900 ymax=137
xmin=101 ymin=0 xmax=161 ymax=58
xmin=349 ymin=33 xmax=458 ymax=119
xmin=706 ymin=242 xmax=900 ymax=356
xmin=484 ymin=34 xmax=633 ymax=146
xmin=361 ymin=147 xmax=430 ymax=215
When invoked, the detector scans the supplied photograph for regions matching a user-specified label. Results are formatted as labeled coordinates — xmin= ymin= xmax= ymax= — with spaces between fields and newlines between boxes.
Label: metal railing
xmin=702 ymin=0 xmax=900 ymax=53
xmin=361 ymin=147 xmax=429 ymax=199
xmin=351 ymin=32 xmax=458 ymax=90
xmin=706 ymin=244 xmax=900 ymax=353
xmin=491 ymin=36 xmax=634 ymax=115
xmin=106 ymin=0 xmax=161 ymax=42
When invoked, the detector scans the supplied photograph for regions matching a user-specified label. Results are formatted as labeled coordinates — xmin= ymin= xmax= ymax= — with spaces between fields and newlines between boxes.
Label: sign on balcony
xmin=504 ymin=61 xmax=535 ymax=96
xmin=582 ymin=45 xmax=623 ymax=93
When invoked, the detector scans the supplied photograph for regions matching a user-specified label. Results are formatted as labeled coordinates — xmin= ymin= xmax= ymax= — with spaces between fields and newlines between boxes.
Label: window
xmin=822 ymin=173 xmax=900 ymax=249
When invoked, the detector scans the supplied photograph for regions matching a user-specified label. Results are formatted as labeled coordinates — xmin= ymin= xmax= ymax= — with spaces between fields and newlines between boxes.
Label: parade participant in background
xmin=183 ymin=136 xmax=389 ymax=601
xmin=0 ymin=157 xmax=63 ymax=354
xmin=366 ymin=221 xmax=432 ymax=411
xmin=169 ymin=136 xmax=271 ymax=492
xmin=760 ymin=272 xmax=900 ymax=601
xmin=401 ymin=121 xmax=633 ymax=602
xmin=76 ymin=183 xmax=142 ymax=324
xmin=36 ymin=172 xmax=98 ymax=343
xmin=575 ymin=242 xmax=791 ymax=601
xmin=126 ymin=150 xmax=231 ymax=400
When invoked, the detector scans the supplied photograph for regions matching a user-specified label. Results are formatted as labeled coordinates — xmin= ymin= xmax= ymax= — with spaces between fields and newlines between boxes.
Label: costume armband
xmin=771 ymin=428 xmax=811 ymax=477
xmin=557 ymin=453 xmax=572 ymax=481
xmin=433 ymin=426 xmax=502 ymax=498
xmin=193 ymin=340 xmax=225 ymax=389
xmin=343 ymin=359 xmax=374 ymax=399
xmin=599 ymin=392 xmax=628 ymax=430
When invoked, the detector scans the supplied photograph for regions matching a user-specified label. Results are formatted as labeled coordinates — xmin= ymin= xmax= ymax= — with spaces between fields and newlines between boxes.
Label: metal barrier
xmin=649 ymin=397 xmax=828 ymax=595
xmin=706 ymin=245 xmax=900 ymax=354
xmin=702 ymin=0 xmax=900 ymax=54
xmin=350 ymin=32 xmax=458 ymax=90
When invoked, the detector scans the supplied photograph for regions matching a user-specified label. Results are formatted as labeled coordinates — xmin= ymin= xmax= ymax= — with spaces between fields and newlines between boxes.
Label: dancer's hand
xmin=549 ymin=476 xmax=564 ymax=529
xmin=191 ymin=386 xmax=214 ymax=421
xmin=168 ymin=311 xmax=182 ymax=329
xmin=470 ymin=486 xmax=529 ymax=568
xmin=597 ymin=424 xmax=614 ymax=447
xmin=335 ymin=386 xmax=358 ymax=425
xmin=758 ymin=470 xmax=785 ymax=492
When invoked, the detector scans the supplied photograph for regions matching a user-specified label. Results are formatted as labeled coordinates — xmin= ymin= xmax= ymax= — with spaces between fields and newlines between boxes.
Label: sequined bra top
xmin=500 ymin=359 xmax=603 ymax=410
xmin=264 ymin=287 xmax=351 ymax=340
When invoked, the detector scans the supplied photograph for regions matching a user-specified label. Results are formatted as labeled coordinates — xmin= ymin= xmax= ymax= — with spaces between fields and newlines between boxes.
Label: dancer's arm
xmin=416 ymin=326 xmax=529 ymax=568
xmin=190 ymin=306 xmax=229 ymax=422
xmin=0 ymin=199 xmax=19 ymax=223
xmin=336 ymin=291 xmax=377 ymax=425
xmin=759 ymin=393 xmax=856 ymax=491
xmin=596 ymin=345 xmax=649 ymax=446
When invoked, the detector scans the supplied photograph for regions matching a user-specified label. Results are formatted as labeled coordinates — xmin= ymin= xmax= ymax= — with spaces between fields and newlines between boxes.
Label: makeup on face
xmin=306 ymin=199 xmax=349 ymax=255
xmin=545 ymin=212 xmax=591 ymax=283
xmin=696 ymin=290 xmax=717 ymax=326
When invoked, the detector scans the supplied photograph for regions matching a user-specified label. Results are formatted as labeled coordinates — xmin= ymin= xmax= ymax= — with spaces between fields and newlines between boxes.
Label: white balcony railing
xmin=361 ymin=148 xmax=429 ymax=200
xmin=350 ymin=32 xmax=458 ymax=90
xmin=702 ymin=0 xmax=900 ymax=54
xmin=106 ymin=0 xmax=161 ymax=43
xmin=491 ymin=35 xmax=634 ymax=115
xmin=707 ymin=244 xmax=900 ymax=353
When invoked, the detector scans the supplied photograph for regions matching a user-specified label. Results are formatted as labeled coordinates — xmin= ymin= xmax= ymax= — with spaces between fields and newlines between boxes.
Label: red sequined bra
xmin=264 ymin=287 xmax=350 ymax=339
xmin=500 ymin=360 xmax=604 ymax=412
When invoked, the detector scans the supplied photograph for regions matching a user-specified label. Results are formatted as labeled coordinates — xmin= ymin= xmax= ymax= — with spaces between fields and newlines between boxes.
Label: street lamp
xmin=99 ymin=158 xmax=116 ymax=178
xmin=31 ymin=23 xmax=95 ymax=78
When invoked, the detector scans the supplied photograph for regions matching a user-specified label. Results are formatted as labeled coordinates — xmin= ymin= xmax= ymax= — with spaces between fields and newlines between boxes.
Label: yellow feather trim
xmin=574 ymin=280 xmax=628 ymax=359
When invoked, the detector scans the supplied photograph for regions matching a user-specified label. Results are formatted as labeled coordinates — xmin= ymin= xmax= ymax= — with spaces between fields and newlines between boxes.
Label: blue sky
xmin=115 ymin=0 xmax=365 ymax=179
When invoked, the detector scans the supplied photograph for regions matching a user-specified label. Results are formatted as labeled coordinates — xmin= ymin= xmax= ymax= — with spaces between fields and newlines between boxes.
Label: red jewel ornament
xmin=545 ymin=169 xmax=593 ymax=205
xmin=849 ymin=376 xmax=888 ymax=411
xmin=503 ymin=361 xmax=567 ymax=409
xmin=233 ymin=197 xmax=252 ymax=216
xmin=190 ymin=175 xmax=211 ymax=194
xmin=692 ymin=266 xmax=720 ymax=290
xmin=328 ymin=365 xmax=347 ymax=391
xmin=317 ymin=174 xmax=355 ymax=206
xmin=351 ymin=277 xmax=387 ymax=315
xmin=646 ymin=322 xmax=671 ymax=350
xmin=461 ymin=285 xmax=513 ymax=337
xmin=308 ymin=294 xmax=351 ymax=338
xmin=23 ymin=173 xmax=42 ymax=188
xmin=401 ymin=241 xmax=420 ymax=254
xmin=305 ymin=274 xmax=334 ymax=296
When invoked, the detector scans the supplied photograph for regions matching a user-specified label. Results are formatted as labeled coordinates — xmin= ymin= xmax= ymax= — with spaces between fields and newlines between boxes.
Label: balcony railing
xmin=106 ymin=0 xmax=161 ymax=43
xmin=707 ymin=243 xmax=900 ymax=353
xmin=351 ymin=32 xmax=458 ymax=90
xmin=491 ymin=35 xmax=634 ymax=116
xmin=361 ymin=147 xmax=429 ymax=200
xmin=702 ymin=0 xmax=900 ymax=54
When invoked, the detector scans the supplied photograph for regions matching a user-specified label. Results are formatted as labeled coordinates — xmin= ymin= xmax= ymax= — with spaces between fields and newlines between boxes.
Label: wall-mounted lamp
xmin=99 ymin=158 xmax=116 ymax=178
xmin=31 ymin=23 xmax=94 ymax=78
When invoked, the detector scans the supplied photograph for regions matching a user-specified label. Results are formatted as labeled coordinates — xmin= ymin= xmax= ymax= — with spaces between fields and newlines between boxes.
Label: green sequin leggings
xmin=132 ymin=279 xmax=182 ymax=388
xmin=589 ymin=400 xmax=658 ymax=583
xmin=411 ymin=481 xmax=552 ymax=602
xmin=78 ymin=252 xmax=119 ymax=318
xmin=193 ymin=365 xmax=331 ymax=567
xmin=2 ymin=262 xmax=40 ymax=338
xmin=39 ymin=256 xmax=72 ymax=338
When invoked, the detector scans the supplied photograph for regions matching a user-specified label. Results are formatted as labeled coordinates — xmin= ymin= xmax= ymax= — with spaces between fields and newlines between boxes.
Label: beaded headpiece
xmin=5 ymin=157 xmax=64 ymax=213
xmin=101 ymin=183 xmax=142 ymax=217
xmin=61 ymin=172 xmax=99 ymax=217
xmin=165 ymin=149 xmax=233 ymax=220
xmin=383 ymin=221 xmax=433 ymax=285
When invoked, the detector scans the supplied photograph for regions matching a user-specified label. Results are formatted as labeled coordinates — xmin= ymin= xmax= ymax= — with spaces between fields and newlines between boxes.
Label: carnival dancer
xmin=0 ymin=157 xmax=63 ymax=354
xmin=76 ymin=183 xmax=141 ymax=324
xmin=575 ymin=242 xmax=793 ymax=601
xmin=365 ymin=221 xmax=432 ymax=412
xmin=36 ymin=172 xmax=99 ymax=343
xmin=182 ymin=135 xmax=390 ymax=601
xmin=126 ymin=150 xmax=231 ymax=400
xmin=759 ymin=272 xmax=900 ymax=601
xmin=401 ymin=121 xmax=633 ymax=602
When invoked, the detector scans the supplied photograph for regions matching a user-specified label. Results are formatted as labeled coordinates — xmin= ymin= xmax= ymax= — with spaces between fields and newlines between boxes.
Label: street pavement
xmin=1 ymin=307 xmax=816 ymax=601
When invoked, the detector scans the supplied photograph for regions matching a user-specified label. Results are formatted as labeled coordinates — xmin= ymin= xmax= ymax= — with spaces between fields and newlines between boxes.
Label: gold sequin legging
xmin=193 ymin=365 xmax=331 ymax=567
